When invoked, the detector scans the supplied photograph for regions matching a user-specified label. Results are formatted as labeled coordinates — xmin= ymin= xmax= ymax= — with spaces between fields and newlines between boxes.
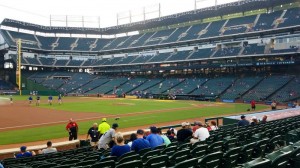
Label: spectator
xmin=98 ymin=118 xmax=110 ymax=138
xmin=192 ymin=121 xmax=201 ymax=133
xmin=176 ymin=122 xmax=193 ymax=143
xmin=166 ymin=130 xmax=175 ymax=141
xmin=39 ymin=141 xmax=57 ymax=154
xmin=250 ymin=116 xmax=259 ymax=126
xmin=15 ymin=146 xmax=36 ymax=158
xmin=192 ymin=122 xmax=210 ymax=143
xmin=111 ymin=132 xmax=130 ymax=158
xmin=210 ymin=121 xmax=218 ymax=131
xmin=146 ymin=126 xmax=164 ymax=149
xmin=0 ymin=163 xmax=3 ymax=168
xmin=66 ymin=118 xmax=78 ymax=141
xmin=87 ymin=123 xmax=99 ymax=147
xmin=205 ymin=122 xmax=212 ymax=131
xmin=98 ymin=123 xmax=118 ymax=150
xmin=127 ymin=133 xmax=137 ymax=147
xmin=261 ymin=115 xmax=268 ymax=124
xmin=131 ymin=129 xmax=151 ymax=153
xmin=157 ymin=128 xmax=171 ymax=146
xmin=237 ymin=115 xmax=250 ymax=127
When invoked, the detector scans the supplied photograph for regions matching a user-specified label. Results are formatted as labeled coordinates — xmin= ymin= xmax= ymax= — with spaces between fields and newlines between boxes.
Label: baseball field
xmin=0 ymin=95 xmax=268 ymax=147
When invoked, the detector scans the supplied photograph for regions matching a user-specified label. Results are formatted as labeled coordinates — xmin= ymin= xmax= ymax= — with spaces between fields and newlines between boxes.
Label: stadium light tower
xmin=195 ymin=0 xmax=218 ymax=10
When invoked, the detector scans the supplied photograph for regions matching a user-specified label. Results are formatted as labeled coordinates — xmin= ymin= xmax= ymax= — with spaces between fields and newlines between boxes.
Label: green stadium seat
xmin=117 ymin=151 xmax=136 ymax=161
xmin=47 ymin=152 xmax=63 ymax=159
xmin=141 ymin=149 xmax=161 ymax=162
xmin=252 ymin=139 xmax=269 ymax=158
xmin=265 ymin=135 xmax=282 ymax=154
xmin=198 ymin=151 xmax=223 ymax=168
xmin=161 ymin=146 xmax=177 ymax=157
xmin=207 ymin=141 xmax=223 ymax=154
xmin=236 ymin=142 xmax=256 ymax=164
xmin=117 ymin=154 xmax=141 ymax=165
xmin=143 ymin=154 xmax=168 ymax=168
xmin=89 ymin=160 xmax=115 ymax=168
xmin=60 ymin=159 xmax=80 ymax=165
xmin=174 ymin=158 xmax=198 ymax=168
xmin=36 ymin=162 xmax=57 ymax=168
xmin=223 ymin=137 xmax=238 ymax=152
xmin=75 ymin=159 xmax=97 ymax=167
xmin=99 ymin=156 xmax=117 ymax=163
xmin=168 ymin=141 xmax=178 ymax=147
xmin=190 ymin=144 xmax=208 ymax=158
xmin=177 ymin=142 xmax=191 ymax=151
xmin=52 ymin=165 xmax=70 ymax=168
xmin=83 ymin=154 xmax=100 ymax=161
xmin=220 ymin=146 xmax=241 ymax=168
xmin=266 ymin=150 xmax=292 ymax=168
xmin=115 ymin=160 xmax=143 ymax=168
xmin=191 ymin=140 xmax=205 ymax=149
xmin=243 ymin=158 xmax=272 ymax=168
xmin=168 ymin=149 xmax=190 ymax=166
xmin=138 ymin=147 xmax=151 ymax=156
xmin=154 ymin=144 xmax=166 ymax=150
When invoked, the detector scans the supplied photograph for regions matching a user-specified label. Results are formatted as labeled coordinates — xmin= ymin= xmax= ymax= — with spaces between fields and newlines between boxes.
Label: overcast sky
xmin=0 ymin=0 xmax=239 ymax=28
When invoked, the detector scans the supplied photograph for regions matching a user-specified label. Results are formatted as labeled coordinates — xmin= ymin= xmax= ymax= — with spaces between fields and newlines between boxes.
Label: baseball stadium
xmin=0 ymin=0 xmax=300 ymax=167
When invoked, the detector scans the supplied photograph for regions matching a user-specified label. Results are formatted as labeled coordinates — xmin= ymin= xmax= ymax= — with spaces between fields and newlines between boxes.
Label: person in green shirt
xmin=157 ymin=128 xmax=171 ymax=146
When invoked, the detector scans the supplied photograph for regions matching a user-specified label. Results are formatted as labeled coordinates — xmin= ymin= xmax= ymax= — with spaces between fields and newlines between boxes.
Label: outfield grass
xmin=37 ymin=99 xmax=192 ymax=114
xmin=0 ymin=98 xmax=267 ymax=145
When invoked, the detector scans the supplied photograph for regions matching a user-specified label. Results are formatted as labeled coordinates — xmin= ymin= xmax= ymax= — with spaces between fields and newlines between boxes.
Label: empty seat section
xmin=243 ymin=44 xmax=265 ymax=55
xmin=147 ymin=52 xmax=171 ymax=63
xmin=221 ymin=77 xmax=262 ymax=100
xmin=191 ymin=77 xmax=234 ymax=97
xmin=213 ymin=47 xmax=241 ymax=57
xmin=54 ymin=38 xmax=77 ymax=50
xmin=167 ymin=50 xmax=192 ymax=61
xmin=145 ymin=29 xmax=175 ymax=46
xmin=201 ymin=20 xmax=226 ymax=38
xmin=86 ymin=78 xmax=128 ymax=94
xmin=162 ymin=26 xmax=189 ymax=43
xmin=180 ymin=23 xmax=208 ymax=41
xmin=168 ymin=78 xmax=207 ymax=95
xmin=39 ymin=57 xmax=55 ymax=66
xmin=73 ymin=38 xmax=96 ymax=51
xmin=131 ymin=32 xmax=155 ymax=47
xmin=278 ymin=7 xmax=300 ymax=28
xmin=188 ymin=48 xmax=214 ymax=60
xmin=243 ymin=76 xmax=292 ymax=101
xmin=253 ymin=11 xmax=282 ymax=31
xmin=269 ymin=77 xmax=300 ymax=102
xmin=145 ymin=78 xmax=183 ymax=94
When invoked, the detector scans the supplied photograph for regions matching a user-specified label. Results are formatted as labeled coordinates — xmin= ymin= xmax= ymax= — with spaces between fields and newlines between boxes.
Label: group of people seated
xmin=237 ymin=115 xmax=268 ymax=126
xmin=14 ymin=119 xmax=220 ymax=160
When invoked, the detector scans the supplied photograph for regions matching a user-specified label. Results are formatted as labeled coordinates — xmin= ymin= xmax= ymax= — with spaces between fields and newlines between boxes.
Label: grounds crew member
xmin=98 ymin=118 xmax=110 ymax=138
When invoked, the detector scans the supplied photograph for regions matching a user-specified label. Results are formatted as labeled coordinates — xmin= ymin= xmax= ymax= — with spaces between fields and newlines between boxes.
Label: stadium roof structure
xmin=0 ymin=0 xmax=296 ymax=35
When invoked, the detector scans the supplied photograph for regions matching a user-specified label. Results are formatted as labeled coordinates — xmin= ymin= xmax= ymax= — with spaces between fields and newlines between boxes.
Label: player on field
xmin=58 ymin=94 xmax=62 ymax=105
xmin=10 ymin=95 xmax=13 ymax=105
xmin=28 ymin=95 xmax=33 ymax=104
xmin=36 ymin=95 xmax=40 ymax=106
xmin=48 ymin=95 xmax=53 ymax=105
xmin=66 ymin=118 xmax=78 ymax=141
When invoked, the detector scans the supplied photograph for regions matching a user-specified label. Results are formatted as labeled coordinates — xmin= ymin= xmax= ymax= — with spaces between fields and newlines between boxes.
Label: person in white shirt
xmin=39 ymin=141 xmax=57 ymax=154
xmin=192 ymin=122 xmax=210 ymax=143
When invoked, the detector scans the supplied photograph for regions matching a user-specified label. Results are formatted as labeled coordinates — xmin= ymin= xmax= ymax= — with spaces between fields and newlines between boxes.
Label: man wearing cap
xmin=98 ymin=123 xmax=118 ymax=150
xmin=176 ymin=122 xmax=193 ymax=143
xmin=15 ymin=146 xmax=36 ymax=158
xmin=131 ymin=129 xmax=151 ymax=153
xmin=87 ymin=123 xmax=100 ymax=147
xmin=98 ymin=118 xmax=110 ymax=139
xmin=146 ymin=126 xmax=164 ymax=149
xmin=192 ymin=121 xmax=201 ymax=133
xmin=66 ymin=118 xmax=79 ymax=141
xmin=237 ymin=115 xmax=250 ymax=127
xmin=192 ymin=122 xmax=210 ymax=143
